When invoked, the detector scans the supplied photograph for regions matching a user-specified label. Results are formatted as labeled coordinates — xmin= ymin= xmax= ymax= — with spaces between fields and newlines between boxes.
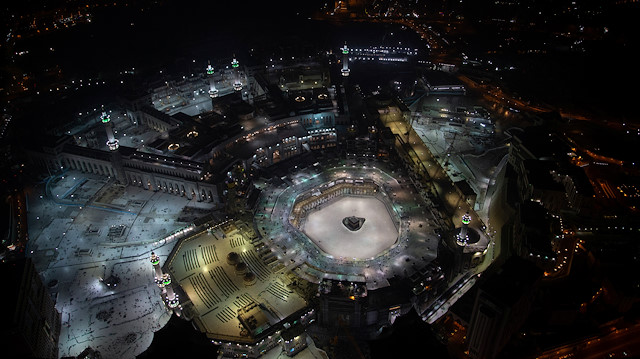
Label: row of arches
xmin=64 ymin=157 xmax=116 ymax=178
xmin=290 ymin=182 xmax=379 ymax=226
xmin=52 ymin=154 xmax=215 ymax=203
xmin=125 ymin=160 xmax=199 ymax=182
xmin=127 ymin=172 xmax=214 ymax=202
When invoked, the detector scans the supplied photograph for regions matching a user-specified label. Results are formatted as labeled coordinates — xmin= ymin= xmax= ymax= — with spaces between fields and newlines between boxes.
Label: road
xmin=533 ymin=320 xmax=640 ymax=359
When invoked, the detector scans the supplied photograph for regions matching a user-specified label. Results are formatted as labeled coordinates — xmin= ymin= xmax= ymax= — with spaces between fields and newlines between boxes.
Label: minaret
xmin=101 ymin=107 xmax=119 ymax=151
xmin=150 ymin=251 xmax=164 ymax=286
xmin=206 ymin=61 xmax=219 ymax=98
xmin=341 ymin=43 xmax=351 ymax=77
xmin=457 ymin=212 xmax=472 ymax=245
xmin=150 ymin=252 xmax=182 ymax=316
xmin=231 ymin=57 xmax=243 ymax=91
xmin=100 ymin=106 xmax=127 ymax=184
xmin=161 ymin=273 xmax=181 ymax=315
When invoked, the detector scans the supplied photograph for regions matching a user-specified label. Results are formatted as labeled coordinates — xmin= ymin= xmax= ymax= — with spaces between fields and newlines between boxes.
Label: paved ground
xmin=255 ymin=163 xmax=440 ymax=290
xmin=302 ymin=196 xmax=399 ymax=259
xmin=25 ymin=170 xmax=216 ymax=358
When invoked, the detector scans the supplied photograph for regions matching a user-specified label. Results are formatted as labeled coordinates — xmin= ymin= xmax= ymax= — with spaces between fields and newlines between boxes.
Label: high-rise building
xmin=0 ymin=258 xmax=61 ymax=358
xmin=467 ymin=256 xmax=542 ymax=359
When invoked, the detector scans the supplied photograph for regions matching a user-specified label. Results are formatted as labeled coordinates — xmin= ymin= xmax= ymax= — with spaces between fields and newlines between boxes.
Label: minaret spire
xmin=100 ymin=105 xmax=127 ymax=184
xmin=341 ymin=42 xmax=351 ymax=77
xmin=231 ymin=56 xmax=243 ymax=91
xmin=206 ymin=61 xmax=218 ymax=98
xmin=101 ymin=105 xmax=119 ymax=151
xmin=150 ymin=252 xmax=182 ymax=316
xmin=457 ymin=211 xmax=472 ymax=245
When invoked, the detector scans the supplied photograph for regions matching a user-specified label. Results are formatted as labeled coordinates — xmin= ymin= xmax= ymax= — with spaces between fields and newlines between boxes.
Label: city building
xmin=513 ymin=201 xmax=557 ymax=272
xmin=0 ymin=258 xmax=61 ymax=359
xmin=467 ymin=256 xmax=542 ymax=359
xmin=423 ymin=70 xmax=466 ymax=95
xmin=25 ymin=136 xmax=219 ymax=203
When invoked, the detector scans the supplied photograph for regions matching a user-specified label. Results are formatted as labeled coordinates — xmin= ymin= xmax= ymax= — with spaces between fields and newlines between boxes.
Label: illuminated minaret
xmin=161 ymin=273 xmax=181 ymax=315
xmin=100 ymin=106 xmax=127 ymax=184
xmin=457 ymin=212 xmax=472 ymax=245
xmin=150 ymin=252 xmax=182 ymax=316
xmin=231 ymin=57 xmax=243 ymax=91
xmin=150 ymin=251 xmax=164 ymax=286
xmin=101 ymin=106 xmax=119 ymax=151
xmin=206 ymin=61 xmax=218 ymax=98
xmin=341 ymin=43 xmax=351 ymax=77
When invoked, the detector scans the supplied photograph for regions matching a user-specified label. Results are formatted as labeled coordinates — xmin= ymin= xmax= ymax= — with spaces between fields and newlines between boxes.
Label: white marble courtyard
xmin=301 ymin=196 xmax=399 ymax=259
xmin=26 ymin=170 xmax=216 ymax=358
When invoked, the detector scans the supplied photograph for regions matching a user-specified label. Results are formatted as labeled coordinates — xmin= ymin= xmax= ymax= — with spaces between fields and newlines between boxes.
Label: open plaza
xmin=26 ymin=170 xmax=214 ymax=358
xmin=255 ymin=164 xmax=440 ymax=289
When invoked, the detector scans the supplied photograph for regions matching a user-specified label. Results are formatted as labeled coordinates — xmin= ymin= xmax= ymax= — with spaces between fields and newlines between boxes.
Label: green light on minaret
xmin=231 ymin=58 xmax=239 ymax=68
xmin=101 ymin=111 xmax=110 ymax=123
xmin=206 ymin=64 xmax=214 ymax=75
xmin=461 ymin=213 xmax=471 ymax=225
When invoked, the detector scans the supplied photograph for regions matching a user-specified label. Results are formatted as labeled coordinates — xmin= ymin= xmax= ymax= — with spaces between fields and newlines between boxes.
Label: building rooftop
xmin=513 ymin=127 xmax=571 ymax=161
xmin=423 ymin=70 xmax=464 ymax=87
xmin=523 ymin=159 xmax=564 ymax=192
xmin=519 ymin=201 xmax=555 ymax=256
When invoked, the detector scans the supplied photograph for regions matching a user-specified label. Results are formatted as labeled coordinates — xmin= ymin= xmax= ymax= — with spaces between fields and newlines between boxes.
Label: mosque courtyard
xmin=301 ymin=196 xmax=399 ymax=260
xmin=255 ymin=163 xmax=442 ymax=290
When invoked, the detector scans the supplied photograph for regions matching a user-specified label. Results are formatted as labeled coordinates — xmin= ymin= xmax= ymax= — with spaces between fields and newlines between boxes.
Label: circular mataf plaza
xmin=255 ymin=164 xmax=440 ymax=290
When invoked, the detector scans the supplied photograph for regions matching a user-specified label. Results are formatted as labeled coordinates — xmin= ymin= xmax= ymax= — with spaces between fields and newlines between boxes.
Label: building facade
xmin=1 ymin=258 xmax=61 ymax=359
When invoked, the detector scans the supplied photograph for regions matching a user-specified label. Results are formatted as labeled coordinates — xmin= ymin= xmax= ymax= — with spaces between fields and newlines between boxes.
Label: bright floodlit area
xmin=255 ymin=165 xmax=441 ymax=290
xmin=301 ymin=196 xmax=398 ymax=259
xmin=25 ymin=170 xmax=216 ymax=358
xmin=167 ymin=223 xmax=308 ymax=341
